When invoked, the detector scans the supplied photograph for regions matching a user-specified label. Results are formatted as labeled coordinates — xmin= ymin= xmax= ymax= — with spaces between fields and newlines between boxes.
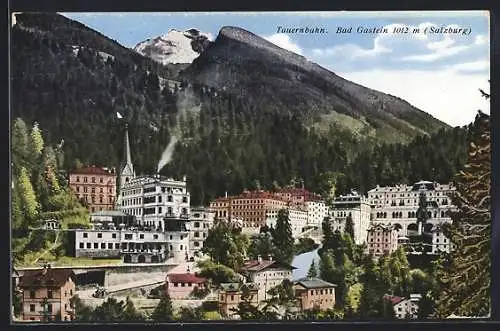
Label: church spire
xmin=119 ymin=124 xmax=135 ymax=190
xmin=124 ymin=123 xmax=133 ymax=169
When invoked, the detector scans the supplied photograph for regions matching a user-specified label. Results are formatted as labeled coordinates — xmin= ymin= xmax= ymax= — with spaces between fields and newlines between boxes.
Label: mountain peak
xmin=135 ymin=28 xmax=212 ymax=65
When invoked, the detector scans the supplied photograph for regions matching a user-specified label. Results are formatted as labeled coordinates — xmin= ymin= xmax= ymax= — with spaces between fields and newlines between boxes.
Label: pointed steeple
xmin=124 ymin=124 xmax=133 ymax=169
xmin=119 ymin=124 xmax=135 ymax=190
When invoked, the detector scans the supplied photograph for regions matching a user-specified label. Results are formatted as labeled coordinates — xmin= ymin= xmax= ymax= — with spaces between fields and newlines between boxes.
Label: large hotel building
xmin=68 ymin=166 xmax=117 ymax=212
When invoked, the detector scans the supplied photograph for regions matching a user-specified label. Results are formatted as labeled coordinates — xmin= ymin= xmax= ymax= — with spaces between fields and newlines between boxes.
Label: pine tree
xmin=18 ymin=166 xmax=39 ymax=223
xmin=345 ymin=215 xmax=355 ymax=241
xmin=11 ymin=118 xmax=29 ymax=175
xmin=307 ymin=260 xmax=318 ymax=278
xmin=416 ymin=191 xmax=428 ymax=236
xmin=29 ymin=122 xmax=45 ymax=160
xmin=122 ymin=297 xmax=144 ymax=321
xmin=434 ymin=111 xmax=490 ymax=317
xmin=150 ymin=291 xmax=174 ymax=321
xmin=270 ymin=209 xmax=294 ymax=263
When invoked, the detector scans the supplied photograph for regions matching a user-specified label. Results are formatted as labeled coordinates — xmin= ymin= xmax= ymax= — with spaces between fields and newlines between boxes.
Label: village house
xmin=19 ymin=266 xmax=76 ymax=322
xmin=218 ymin=283 xmax=259 ymax=318
xmin=165 ymin=273 xmax=207 ymax=299
xmin=240 ymin=257 xmax=296 ymax=302
xmin=384 ymin=294 xmax=421 ymax=319
xmin=294 ymin=277 xmax=337 ymax=311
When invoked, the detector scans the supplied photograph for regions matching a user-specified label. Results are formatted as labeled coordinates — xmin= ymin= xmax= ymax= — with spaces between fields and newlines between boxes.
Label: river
xmin=291 ymin=246 xmax=320 ymax=280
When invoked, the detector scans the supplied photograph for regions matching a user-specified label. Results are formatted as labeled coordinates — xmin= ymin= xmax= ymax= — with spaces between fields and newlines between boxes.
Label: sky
xmin=62 ymin=11 xmax=490 ymax=127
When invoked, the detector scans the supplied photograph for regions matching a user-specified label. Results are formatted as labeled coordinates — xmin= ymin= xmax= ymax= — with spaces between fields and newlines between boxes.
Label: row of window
xmin=76 ymin=194 xmax=114 ymax=205
xmin=75 ymin=176 xmax=113 ymax=184
xmin=79 ymin=242 xmax=163 ymax=250
xmin=29 ymin=289 xmax=73 ymax=299
xmin=83 ymin=232 xmax=160 ymax=240
xmin=75 ymin=186 xmax=113 ymax=194
xmin=375 ymin=210 xmax=449 ymax=219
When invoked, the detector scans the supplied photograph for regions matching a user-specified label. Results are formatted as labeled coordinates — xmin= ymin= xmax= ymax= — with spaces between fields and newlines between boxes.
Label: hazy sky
xmin=63 ymin=11 xmax=490 ymax=127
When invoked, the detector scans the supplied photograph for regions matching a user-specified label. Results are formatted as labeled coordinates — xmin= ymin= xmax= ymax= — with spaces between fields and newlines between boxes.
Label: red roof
xmin=384 ymin=294 xmax=405 ymax=305
xmin=19 ymin=268 xmax=75 ymax=288
xmin=166 ymin=273 xmax=206 ymax=284
xmin=242 ymin=259 xmax=296 ymax=272
xmin=71 ymin=165 xmax=115 ymax=175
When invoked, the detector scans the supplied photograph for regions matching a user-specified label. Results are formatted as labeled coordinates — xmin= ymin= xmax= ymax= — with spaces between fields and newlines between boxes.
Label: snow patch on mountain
xmin=134 ymin=28 xmax=213 ymax=64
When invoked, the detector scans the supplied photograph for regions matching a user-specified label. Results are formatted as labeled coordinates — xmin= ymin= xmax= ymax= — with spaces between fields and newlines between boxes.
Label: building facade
xmin=189 ymin=207 xmax=215 ymax=254
xmin=368 ymin=181 xmax=455 ymax=235
xmin=384 ymin=294 xmax=421 ymax=319
xmin=241 ymin=258 xmax=296 ymax=302
xmin=218 ymin=283 xmax=259 ymax=318
xmin=294 ymin=277 xmax=337 ymax=311
xmin=19 ymin=267 xmax=75 ymax=322
xmin=366 ymin=224 xmax=399 ymax=257
xmin=329 ymin=192 xmax=372 ymax=244
xmin=274 ymin=188 xmax=321 ymax=209
xmin=74 ymin=227 xmax=168 ymax=263
xmin=266 ymin=208 xmax=309 ymax=238
xmin=68 ymin=166 xmax=116 ymax=213
xmin=165 ymin=273 xmax=207 ymax=299
xmin=210 ymin=191 xmax=287 ymax=229
xmin=306 ymin=200 xmax=329 ymax=227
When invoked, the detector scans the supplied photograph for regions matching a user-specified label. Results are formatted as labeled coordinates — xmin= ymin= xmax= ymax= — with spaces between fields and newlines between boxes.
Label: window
xmin=30 ymin=304 xmax=36 ymax=312
xmin=87 ymin=243 xmax=91 ymax=249
xmin=48 ymin=290 xmax=53 ymax=299
xmin=231 ymin=295 xmax=234 ymax=301
xmin=174 ymin=283 xmax=178 ymax=287
xmin=94 ymin=243 xmax=98 ymax=249
xmin=108 ymin=243 xmax=113 ymax=249
xmin=70 ymin=289 xmax=73 ymax=295
xmin=83 ymin=233 xmax=88 ymax=238
xmin=168 ymin=196 xmax=173 ymax=202
xmin=310 ymin=290 xmax=314 ymax=295
xmin=112 ymin=233 xmax=117 ymax=239
xmin=79 ymin=243 xmax=84 ymax=248
xmin=125 ymin=234 xmax=133 ymax=240
xmin=181 ymin=283 xmax=185 ymax=287
xmin=115 ymin=243 xmax=120 ymax=249
xmin=76 ymin=176 xmax=80 ymax=182
xmin=153 ymin=234 xmax=158 ymax=239
xmin=182 ymin=196 xmax=188 ymax=203
xmin=188 ymin=283 xmax=192 ymax=287
xmin=47 ymin=304 xmax=53 ymax=313
xmin=140 ymin=234 xmax=144 ymax=239
xmin=97 ymin=233 xmax=102 ymax=238
xmin=30 ymin=290 xmax=35 ymax=298
xmin=194 ymin=222 xmax=200 ymax=228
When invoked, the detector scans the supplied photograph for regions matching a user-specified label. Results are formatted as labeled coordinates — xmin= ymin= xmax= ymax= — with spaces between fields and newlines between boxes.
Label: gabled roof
xmin=383 ymin=294 xmax=405 ymax=305
xmin=19 ymin=268 xmax=75 ymax=288
xmin=71 ymin=165 xmax=115 ymax=175
xmin=220 ymin=282 xmax=258 ymax=292
xmin=167 ymin=273 xmax=206 ymax=284
xmin=295 ymin=277 xmax=337 ymax=289
xmin=241 ymin=259 xmax=297 ymax=272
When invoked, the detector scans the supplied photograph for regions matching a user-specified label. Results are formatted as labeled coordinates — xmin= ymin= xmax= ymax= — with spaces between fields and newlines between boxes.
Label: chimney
xmin=225 ymin=191 xmax=228 ymax=198
xmin=257 ymin=255 xmax=262 ymax=262
xmin=268 ymin=255 xmax=273 ymax=261
xmin=183 ymin=175 xmax=187 ymax=182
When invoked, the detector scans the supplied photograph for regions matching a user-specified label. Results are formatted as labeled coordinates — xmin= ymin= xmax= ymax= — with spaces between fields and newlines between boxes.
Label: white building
xmin=368 ymin=180 xmax=456 ymax=254
xmin=115 ymin=125 xmax=192 ymax=263
xmin=74 ymin=227 xmax=168 ymax=263
xmin=265 ymin=208 xmax=308 ymax=238
xmin=385 ymin=294 xmax=421 ymax=319
xmin=241 ymin=258 xmax=296 ymax=302
xmin=329 ymin=192 xmax=372 ymax=245
xmin=189 ymin=207 xmax=215 ymax=254
xmin=306 ymin=200 xmax=329 ymax=227
xmin=431 ymin=225 xmax=454 ymax=254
